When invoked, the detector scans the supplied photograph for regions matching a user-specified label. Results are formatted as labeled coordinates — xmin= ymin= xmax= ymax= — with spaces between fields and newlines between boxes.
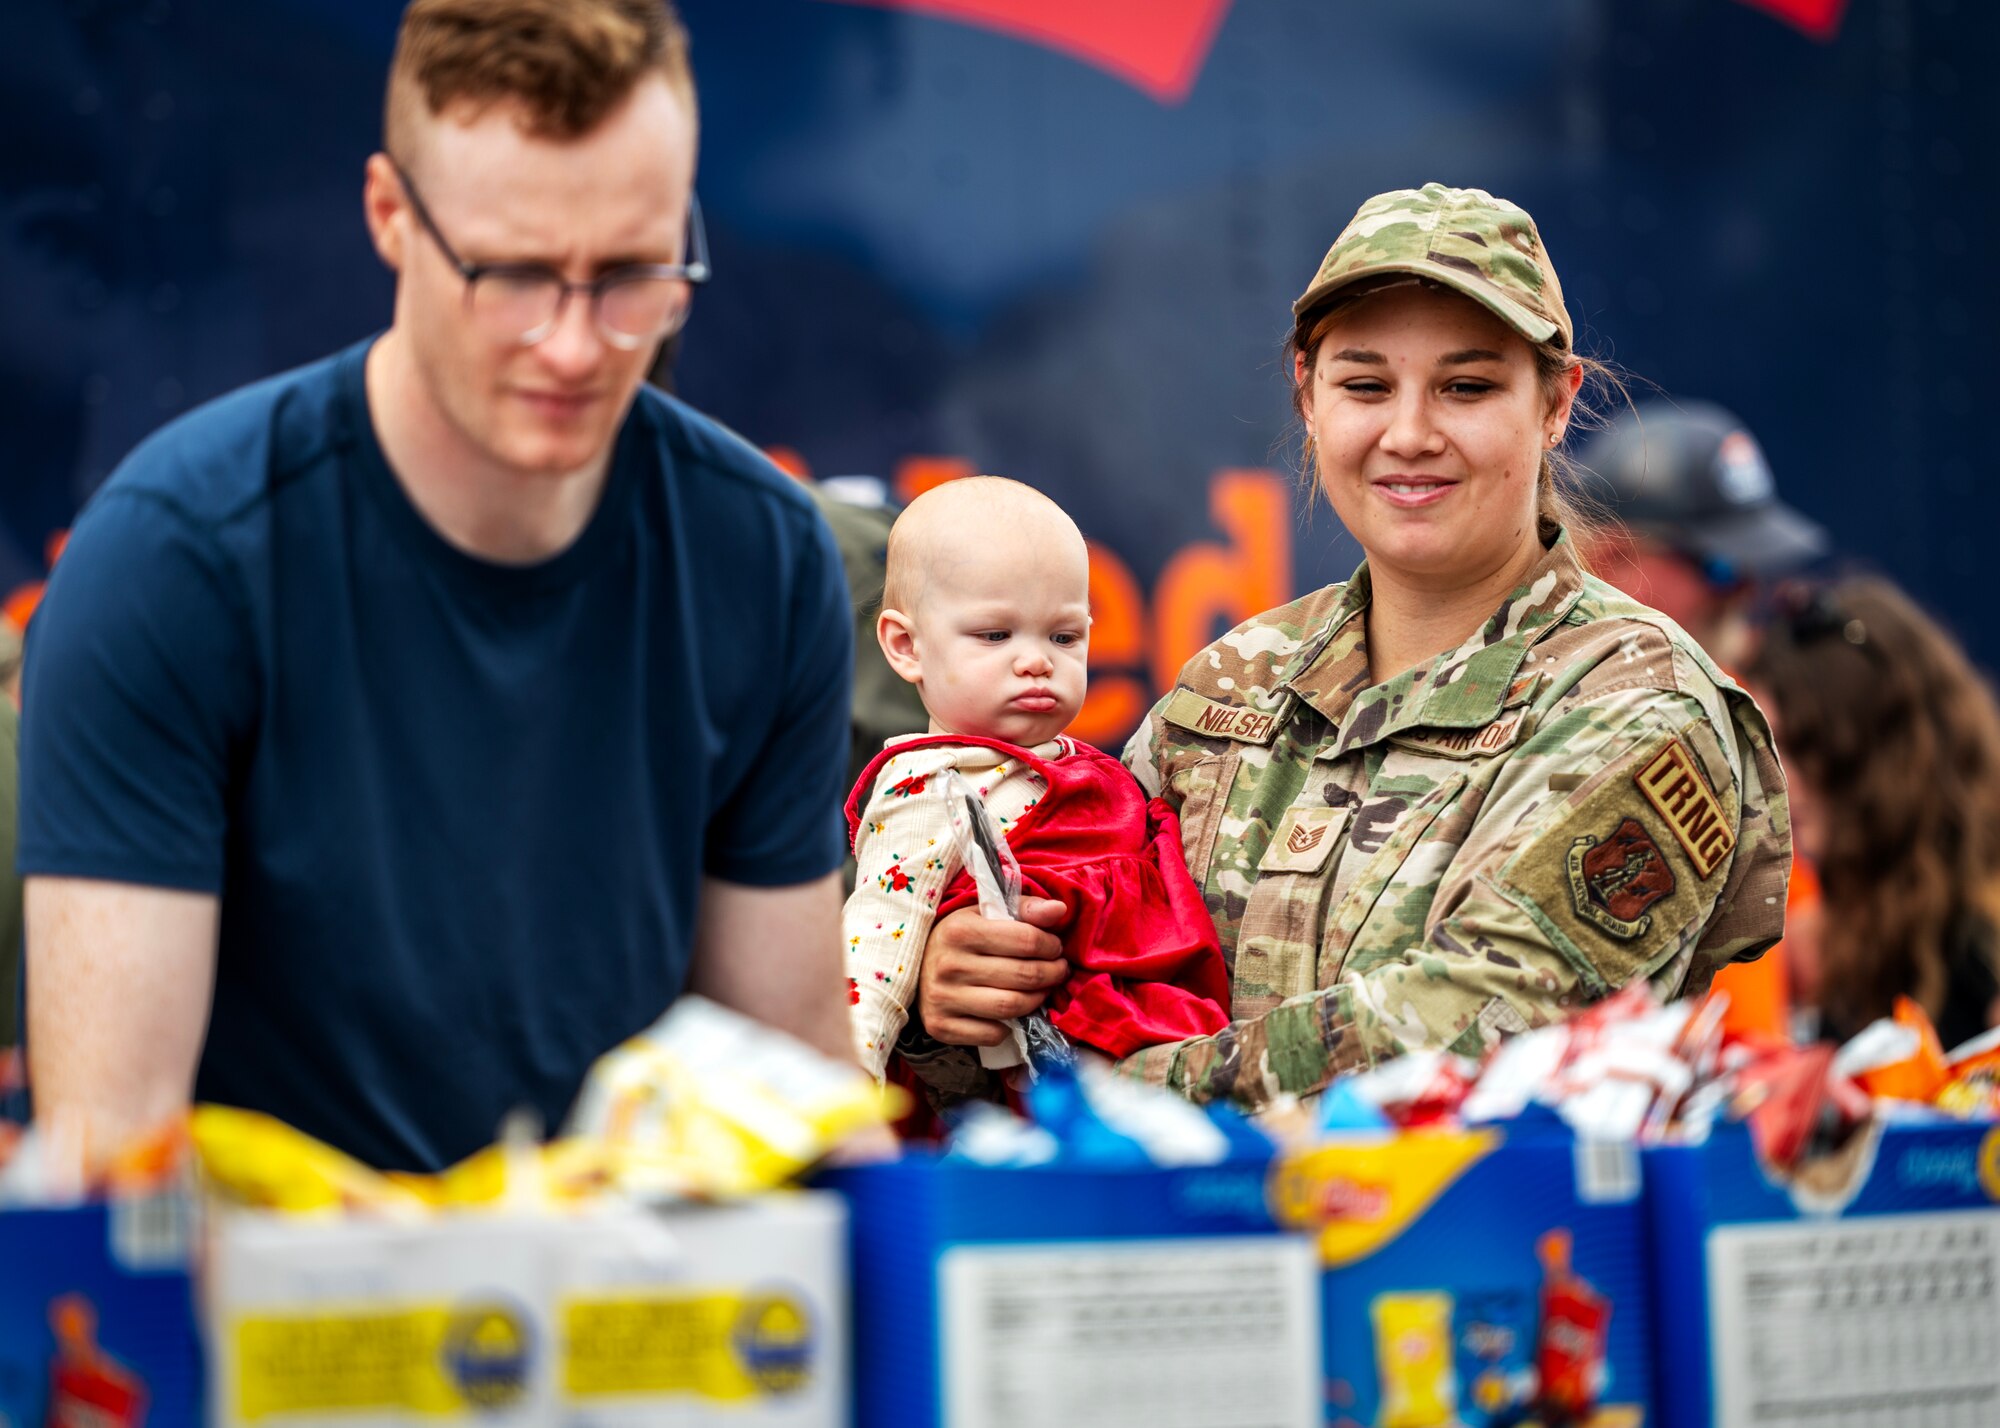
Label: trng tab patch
xmin=1634 ymin=738 xmax=1734 ymax=878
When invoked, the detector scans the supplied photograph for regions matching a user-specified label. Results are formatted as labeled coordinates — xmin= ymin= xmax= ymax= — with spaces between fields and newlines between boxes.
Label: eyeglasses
xmin=1771 ymin=581 xmax=1869 ymax=651
xmin=390 ymin=158 xmax=710 ymax=351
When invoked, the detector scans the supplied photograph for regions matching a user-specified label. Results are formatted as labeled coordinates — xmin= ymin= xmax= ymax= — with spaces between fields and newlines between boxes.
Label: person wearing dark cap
xmin=1576 ymin=400 xmax=1827 ymax=670
xmin=1577 ymin=400 xmax=1828 ymax=1039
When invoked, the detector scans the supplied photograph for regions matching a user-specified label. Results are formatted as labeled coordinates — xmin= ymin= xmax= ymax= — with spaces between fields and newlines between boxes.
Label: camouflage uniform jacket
xmin=1117 ymin=533 xmax=1790 ymax=1107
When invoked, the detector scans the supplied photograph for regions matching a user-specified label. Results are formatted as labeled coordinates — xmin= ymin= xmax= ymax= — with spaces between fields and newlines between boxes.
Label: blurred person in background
xmin=1574 ymin=401 xmax=1828 ymax=1040
xmin=1747 ymin=578 xmax=2000 ymax=1050
xmin=906 ymin=184 xmax=1791 ymax=1106
xmin=0 ymin=620 xmax=19 ymax=1053
xmin=1574 ymin=400 xmax=1825 ymax=668
xmin=19 ymin=0 xmax=854 ymax=1171
xmin=806 ymin=478 xmax=931 ymax=797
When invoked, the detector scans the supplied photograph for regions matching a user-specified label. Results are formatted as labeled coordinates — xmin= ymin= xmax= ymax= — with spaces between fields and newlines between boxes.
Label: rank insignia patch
xmin=1258 ymin=805 xmax=1350 ymax=874
xmin=1566 ymin=817 xmax=1677 ymax=940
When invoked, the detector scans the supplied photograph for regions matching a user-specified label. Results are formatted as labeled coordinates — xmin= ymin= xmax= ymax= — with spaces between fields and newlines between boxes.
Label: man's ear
xmin=362 ymin=152 xmax=408 ymax=272
xmin=877 ymin=608 xmax=923 ymax=684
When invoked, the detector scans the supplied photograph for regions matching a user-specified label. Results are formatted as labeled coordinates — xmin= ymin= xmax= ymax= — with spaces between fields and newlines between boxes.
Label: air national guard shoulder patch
xmin=1566 ymin=817 xmax=1677 ymax=940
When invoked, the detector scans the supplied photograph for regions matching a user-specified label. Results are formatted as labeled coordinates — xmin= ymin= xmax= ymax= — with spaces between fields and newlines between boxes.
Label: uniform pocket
xmin=1167 ymin=749 xmax=1241 ymax=890
xmin=1319 ymin=772 xmax=1470 ymax=984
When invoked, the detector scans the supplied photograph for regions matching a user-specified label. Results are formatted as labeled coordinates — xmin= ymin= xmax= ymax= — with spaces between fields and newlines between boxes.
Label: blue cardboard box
xmin=1645 ymin=1118 xmax=2000 ymax=1428
xmin=1270 ymin=1125 xmax=1653 ymax=1427
xmin=820 ymin=1149 xmax=1322 ymax=1428
xmin=0 ymin=1196 xmax=202 ymax=1428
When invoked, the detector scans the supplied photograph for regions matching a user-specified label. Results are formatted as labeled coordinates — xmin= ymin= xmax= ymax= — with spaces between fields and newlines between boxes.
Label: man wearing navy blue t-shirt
xmin=18 ymin=0 xmax=856 ymax=1171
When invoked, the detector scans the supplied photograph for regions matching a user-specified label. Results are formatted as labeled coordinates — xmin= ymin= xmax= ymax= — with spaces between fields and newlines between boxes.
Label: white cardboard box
xmin=206 ymin=1192 xmax=848 ymax=1428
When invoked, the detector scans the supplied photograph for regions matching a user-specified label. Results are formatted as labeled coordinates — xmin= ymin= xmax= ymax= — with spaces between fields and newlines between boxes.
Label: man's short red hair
xmin=384 ymin=0 xmax=694 ymax=154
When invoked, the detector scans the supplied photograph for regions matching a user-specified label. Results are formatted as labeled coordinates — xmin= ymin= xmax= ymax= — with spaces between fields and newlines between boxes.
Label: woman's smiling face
xmin=1299 ymin=282 xmax=1572 ymax=591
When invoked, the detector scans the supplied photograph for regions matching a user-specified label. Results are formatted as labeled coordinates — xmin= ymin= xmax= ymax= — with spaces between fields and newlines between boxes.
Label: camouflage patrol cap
xmin=1293 ymin=183 xmax=1572 ymax=349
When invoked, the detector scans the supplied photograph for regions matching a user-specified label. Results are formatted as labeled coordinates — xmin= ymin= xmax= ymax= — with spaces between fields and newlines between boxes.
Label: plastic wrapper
xmin=1030 ymin=1058 xmax=1237 ymax=1166
xmin=194 ymin=997 xmax=903 ymax=1214
xmin=1937 ymin=1024 xmax=2000 ymax=1117
xmin=1460 ymin=983 xmax=1701 ymax=1143
xmin=941 ymin=1101 xmax=1061 ymax=1167
xmin=938 ymin=768 xmax=1076 ymax=1077
xmin=193 ymin=1106 xmax=429 ymax=1216
xmin=2 ymin=1116 xmax=189 ymax=1209
xmin=946 ymin=1059 xmax=1267 ymax=1169
xmin=1331 ymin=1048 xmax=1478 ymax=1130
xmin=1833 ymin=996 xmax=1951 ymax=1104
xmin=1724 ymin=1041 xmax=1872 ymax=1171
xmin=1317 ymin=977 xmax=1995 ymax=1175
xmin=563 ymin=994 xmax=905 ymax=1198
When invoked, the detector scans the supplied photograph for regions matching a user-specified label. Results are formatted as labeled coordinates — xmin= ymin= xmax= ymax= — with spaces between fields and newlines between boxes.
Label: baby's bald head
xmin=883 ymin=476 xmax=1089 ymax=616
xmin=877 ymin=477 xmax=1092 ymax=743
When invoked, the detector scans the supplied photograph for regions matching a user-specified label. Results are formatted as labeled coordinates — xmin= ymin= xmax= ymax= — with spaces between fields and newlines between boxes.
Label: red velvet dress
xmin=844 ymin=733 xmax=1231 ymax=1059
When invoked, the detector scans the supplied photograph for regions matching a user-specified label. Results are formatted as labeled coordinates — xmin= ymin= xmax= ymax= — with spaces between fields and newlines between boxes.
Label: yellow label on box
xmin=562 ymin=1290 xmax=815 ymax=1401
xmin=1267 ymin=1130 xmax=1499 ymax=1268
xmin=232 ymin=1301 xmax=534 ymax=1422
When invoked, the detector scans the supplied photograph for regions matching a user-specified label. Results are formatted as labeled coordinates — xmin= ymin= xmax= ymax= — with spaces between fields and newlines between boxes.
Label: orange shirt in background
xmin=1712 ymin=856 xmax=1820 ymax=1040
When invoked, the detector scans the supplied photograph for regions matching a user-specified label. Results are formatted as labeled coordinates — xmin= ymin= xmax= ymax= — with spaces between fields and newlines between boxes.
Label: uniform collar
xmin=1282 ymin=530 xmax=1590 ymax=752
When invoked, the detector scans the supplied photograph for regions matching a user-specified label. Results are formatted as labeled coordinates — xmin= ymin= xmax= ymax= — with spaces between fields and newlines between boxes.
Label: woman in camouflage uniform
xmin=913 ymin=184 xmax=1791 ymax=1108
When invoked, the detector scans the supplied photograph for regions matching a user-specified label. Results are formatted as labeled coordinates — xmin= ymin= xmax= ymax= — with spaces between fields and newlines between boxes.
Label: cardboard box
xmin=0 ymin=1194 xmax=203 ymax=1428
xmin=205 ymin=1192 xmax=847 ymax=1428
xmin=1271 ymin=1125 xmax=1653 ymax=1427
xmin=556 ymin=1195 xmax=846 ymax=1428
xmin=821 ymin=1151 xmax=1322 ymax=1428
xmin=1645 ymin=1118 xmax=2000 ymax=1428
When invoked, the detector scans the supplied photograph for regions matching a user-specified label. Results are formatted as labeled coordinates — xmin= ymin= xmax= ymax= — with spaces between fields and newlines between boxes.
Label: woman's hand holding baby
xmin=917 ymin=897 xmax=1069 ymax=1046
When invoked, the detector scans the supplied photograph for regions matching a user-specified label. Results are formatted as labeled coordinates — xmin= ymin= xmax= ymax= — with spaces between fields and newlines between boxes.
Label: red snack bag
xmin=1732 ymin=1041 xmax=1872 ymax=1172
xmin=1534 ymin=1231 xmax=1610 ymax=1426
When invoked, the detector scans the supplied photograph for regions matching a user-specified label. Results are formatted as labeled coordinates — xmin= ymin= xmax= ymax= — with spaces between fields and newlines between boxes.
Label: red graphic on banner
xmin=824 ymin=0 xmax=1233 ymax=104
xmin=1735 ymin=0 xmax=1847 ymax=39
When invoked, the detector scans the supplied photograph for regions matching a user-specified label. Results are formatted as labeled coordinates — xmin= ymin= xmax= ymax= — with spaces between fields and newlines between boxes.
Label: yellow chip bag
xmin=191 ymin=1105 xmax=427 ymax=1215
xmin=1371 ymin=1291 xmax=1457 ymax=1428
xmin=565 ymin=996 xmax=905 ymax=1198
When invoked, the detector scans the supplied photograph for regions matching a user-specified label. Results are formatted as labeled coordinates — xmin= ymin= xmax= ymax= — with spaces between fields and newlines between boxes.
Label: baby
xmin=843 ymin=476 xmax=1230 ymax=1081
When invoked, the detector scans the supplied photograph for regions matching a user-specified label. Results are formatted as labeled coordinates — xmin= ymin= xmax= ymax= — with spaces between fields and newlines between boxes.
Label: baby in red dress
xmin=843 ymin=475 xmax=1229 ymax=1081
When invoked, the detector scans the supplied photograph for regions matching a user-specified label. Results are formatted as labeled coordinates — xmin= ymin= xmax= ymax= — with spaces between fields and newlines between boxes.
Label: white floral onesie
xmin=843 ymin=735 xmax=1062 ymax=1079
